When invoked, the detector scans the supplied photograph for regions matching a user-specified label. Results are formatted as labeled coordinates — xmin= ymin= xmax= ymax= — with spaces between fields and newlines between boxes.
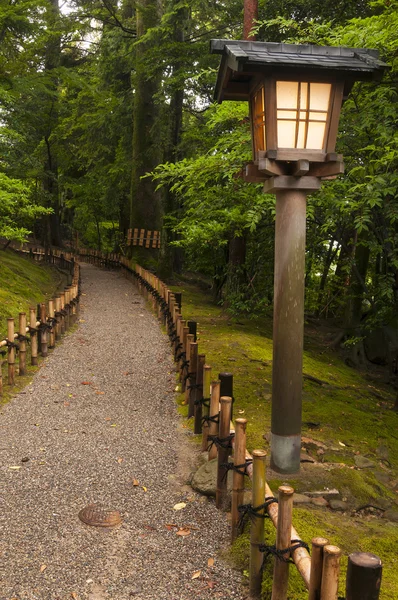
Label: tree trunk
xmin=130 ymin=0 xmax=162 ymax=236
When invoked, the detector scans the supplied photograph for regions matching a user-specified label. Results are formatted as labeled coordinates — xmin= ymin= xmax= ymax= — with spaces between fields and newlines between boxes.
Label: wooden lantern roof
xmin=210 ymin=39 xmax=388 ymax=103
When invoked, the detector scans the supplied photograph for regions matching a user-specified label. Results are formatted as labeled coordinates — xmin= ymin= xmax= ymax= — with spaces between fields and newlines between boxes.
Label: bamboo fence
xmin=74 ymin=249 xmax=384 ymax=599
xmin=0 ymin=249 xmax=80 ymax=395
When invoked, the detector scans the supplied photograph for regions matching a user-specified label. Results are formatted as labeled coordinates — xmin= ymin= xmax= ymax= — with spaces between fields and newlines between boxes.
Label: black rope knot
xmin=5 ymin=339 xmax=19 ymax=350
xmin=28 ymin=326 xmax=38 ymax=334
xmin=259 ymin=539 xmax=310 ymax=567
xmin=238 ymin=497 xmax=278 ymax=531
xmin=39 ymin=322 xmax=52 ymax=331
xmin=220 ymin=459 xmax=253 ymax=480
xmin=202 ymin=413 xmax=219 ymax=426
xmin=16 ymin=333 xmax=29 ymax=343
xmin=184 ymin=371 xmax=195 ymax=383
xmin=207 ymin=433 xmax=234 ymax=451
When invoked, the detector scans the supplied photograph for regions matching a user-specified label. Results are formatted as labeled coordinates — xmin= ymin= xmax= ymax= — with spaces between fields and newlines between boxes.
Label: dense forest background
xmin=0 ymin=0 xmax=397 ymax=368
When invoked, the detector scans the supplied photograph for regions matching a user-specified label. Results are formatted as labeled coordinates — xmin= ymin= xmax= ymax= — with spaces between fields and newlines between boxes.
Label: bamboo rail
xmin=0 ymin=249 xmax=80 ymax=392
xmin=74 ymin=251 xmax=384 ymax=598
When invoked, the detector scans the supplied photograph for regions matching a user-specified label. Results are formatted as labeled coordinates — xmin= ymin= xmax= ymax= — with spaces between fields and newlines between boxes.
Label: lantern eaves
xmin=210 ymin=39 xmax=388 ymax=103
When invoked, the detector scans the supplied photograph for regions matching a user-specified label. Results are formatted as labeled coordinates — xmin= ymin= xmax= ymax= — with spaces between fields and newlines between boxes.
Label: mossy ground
xmin=169 ymin=280 xmax=398 ymax=599
xmin=0 ymin=249 xmax=67 ymax=404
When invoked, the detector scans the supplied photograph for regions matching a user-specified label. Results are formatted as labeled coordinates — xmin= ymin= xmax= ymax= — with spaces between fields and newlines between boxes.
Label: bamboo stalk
xmin=7 ymin=318 xmax=15 ymax=385
xmin=18 ymin=313 xmax=27 ymax=376
xmin=231 ymin=418 xmax=247 ymax=542
xmin=208 ymin=381 xmax=220 ymax=460
xmin=60 ymin=292 xmax=66 ymax=334
xmin=345 ymin=552 xmax=382 ymax=600
xmin=48 ymin=300 xmax=55 ymax=348
xmin=309 ymin=538 xmax=329 ymax=600
xmin=55 ymin=296 xmax=61 ymax=340
xmin=180 ymin=328 xmax=191 ymax=391
xmin=64 ymin=288 xmax=70 ymax=330
xmin=219 ymin=372 xmax=233 ymax=419
xmin=40 ymin=303 xmax=48 ymax=357
xmin=194 ymin=354 xmax=206 ymax=434
xmin=30 ymin=307 xmax=38 ymax=366
xmin=187 ymin=341 xmax=198 ymax=417
xmin=216 ymin=395 xmax=233 ymax=511
xmin=271 ymin=485 xmax=295 ymax=600
xmin=250 ymin=449 xmax=267 ymax=597
xmin=320 ymin=545 xmax=342 ymax=600
xmin=201 ymin=365 xmax=212 ymax=451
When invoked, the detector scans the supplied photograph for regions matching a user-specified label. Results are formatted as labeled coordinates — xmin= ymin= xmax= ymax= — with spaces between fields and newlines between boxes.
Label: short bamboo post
xmin=64 ymin=288 xmax=70 ymax=330
xmin=55 ymin=296 xmax=61 ymax=340
xmin=309 ymin=538 xmax=330 ymax=600
xmin=48 ymin=299 xmax=55 ymax=348
xmin=250 ymin=449 xmax=267 ymax=597
xmin=320 ymin=545 xmax=342 ymax=600
xmin=36 ymin=304 xmax=42 ymax=354
xmin=219 ymin=372 xmax=234 ymax=418
xmin=271 ymin=485 xmax=295 ymax=600
xmin=194 ymin=354 xmax=206 ymax=434
xmin=40 ymin=303 xmax=48 ymax=357
xmin=231 ymin=418 xmax=247 ymax=542
xmin=30 ymin=307 xmax=38 ymax=366
xmin=208 ymin=381 xmax=220 ymax=460
xmin=179 ymin=324 xmax=189 ymax=381
xmin=0 ymin=354 xmax=3 ymax=395
xmin=186 ymin=340 xmax=198 ymax=417
xmin=18 ymin=313 xmax=27 ymax=376
xmin=60 ymin=292 xmax=66 ymax=334
xmin=7 ymin=318 xmax=15 ymax=385
xmin=345 ymin=553 xmax=382 ymax=600
xmin=187 ymin=320 xmax=197 ymax=341
xmin=182 ymin=331 xmax=193 ymax=392
xmin=201 ymin=365 xmax=212 ymax=451
xmin=216 ymin=395 xmax=233 ymax=511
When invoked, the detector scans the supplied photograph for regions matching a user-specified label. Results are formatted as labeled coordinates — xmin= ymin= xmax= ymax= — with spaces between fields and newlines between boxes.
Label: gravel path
xmin=0 ymin=264 xmax=246 ymax=600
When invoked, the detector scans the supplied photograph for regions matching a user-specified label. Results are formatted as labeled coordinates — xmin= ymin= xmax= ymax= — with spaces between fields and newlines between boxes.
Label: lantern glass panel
xmin=252 ymin=85 xmax=266 ymax=154
xmin=276 ymin=81 xmax=332 ymax=150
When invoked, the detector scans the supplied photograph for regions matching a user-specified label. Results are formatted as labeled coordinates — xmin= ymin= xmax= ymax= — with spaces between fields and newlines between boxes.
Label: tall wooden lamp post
xmin=211 ymin=40 xmax=387 ymax=473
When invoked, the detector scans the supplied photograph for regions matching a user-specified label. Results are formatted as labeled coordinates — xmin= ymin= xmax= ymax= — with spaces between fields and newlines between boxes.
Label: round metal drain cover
xmin=78 ymin=504 xmax=122 ymax=528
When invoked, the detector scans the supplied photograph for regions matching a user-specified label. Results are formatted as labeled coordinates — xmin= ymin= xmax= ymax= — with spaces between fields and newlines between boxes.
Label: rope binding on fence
xmin=259 ymin=539 xmax=310 ymax=568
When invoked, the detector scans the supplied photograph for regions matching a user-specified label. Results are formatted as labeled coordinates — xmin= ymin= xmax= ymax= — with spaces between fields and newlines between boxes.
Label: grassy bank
xmin=170 ymin=280 xmax=398 ymax=599
xmin=0 ymin=249 xmax=65 ymax=339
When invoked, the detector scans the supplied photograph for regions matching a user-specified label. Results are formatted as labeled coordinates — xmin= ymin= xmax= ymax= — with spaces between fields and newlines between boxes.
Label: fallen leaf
xmin=117 ymin=458 xmax=123 ymax=464
xmin=338 ymin=441 xmax=346 ymax=447
xmin=207 ymin=581 xmax=216 ymax=589
xmin=208 ymin=557 xmax=214 ymax=567
xmin=64 ymin=402 xmax=70 ymax=407
xmin=68 ymin=394 xmax=73 ymax=398
xmin=40 ymin=564 xmax=47 ymax=572
xmin=173 ymin=502 xmax=186 ymax=511
xmin=191 ymin=570 xmax=201 ymax=579
xmin=71 ymin=593 xmax=79 ymax=599
xmin=165 ymin=523 xmax=178 ymax=530
xmin=176 ymin=527 xmax=191 ymax=537
xmin=133 ymin=479 xmax=139 ymax=486
xmin=143 ymin=524 xmax=156 ymax=531
xmin=105 ymin=417 xmax=111 ymax=421
xmin=123 ymin=371 xmax=133 ymax=376
xmin=9 ymin=466 xmax=21 ymax=470
xmin=142 ymin=486 xmax=147 ymax=492
xmin=111 ymin=424 xmax=117 ymax=427
xmin=81 ymin=381 xmax=92 ymax=385
xmin=95 ymin=391 xmax=105 ymax=395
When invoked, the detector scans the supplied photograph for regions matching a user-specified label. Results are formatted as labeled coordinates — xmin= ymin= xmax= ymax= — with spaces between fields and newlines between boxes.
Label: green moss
xmin=0 ymin=250 xmax=65 ymax=338
xmin=168 ymin=279 xmax=398 ymax=597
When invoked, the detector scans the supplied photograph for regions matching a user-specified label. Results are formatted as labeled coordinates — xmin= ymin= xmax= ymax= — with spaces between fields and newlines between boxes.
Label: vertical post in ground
xmin=231 ymin=418 xmax=247 ymax=542
xmin=309 ymin=537 xmax=329 ymax=600
xmin=208 ymin=381 xmax=220 ymax=460
xmin=345 ymin=553 xmax=382 ymax=600
xmin=7 ymin=318 xmax=15 ymax=386
xmin=194 ymin=354 xmax=205 ymax=433
xmin=60 ymin=292 xmax=66 ymax=334
xmin=320 ymin=545 xmax=342 ymax=600
xmin=201 ymin=365 xmax=212 ymax=450
xmin=271 ymin=189 xmax=307 ymax=474
xmin=48 ymin=300 xmax=55 ymax=348
xmin=249 ymin=449 xmax=267 ymax=597
xmin=182 ymin=331 xmax=193 ymax=392
xmin=187 ymin=340 xmax=198 ymax=417
xmin=216 ymin=396 xmax=233 ymax=511
xmin=55 ymin=296 xmax=61 ymax=340
xmin=219 ymin=372 xmax=233 ymax=419
xmin=30 ymin=308 xmax=38 ymax=366
xmin=40 ymin=303 xmax=48 ymax=357
xmin=18 ymin=313 xmax=27 ymax=376
xmin=271 ymin=485 xmax=295 ymax=600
